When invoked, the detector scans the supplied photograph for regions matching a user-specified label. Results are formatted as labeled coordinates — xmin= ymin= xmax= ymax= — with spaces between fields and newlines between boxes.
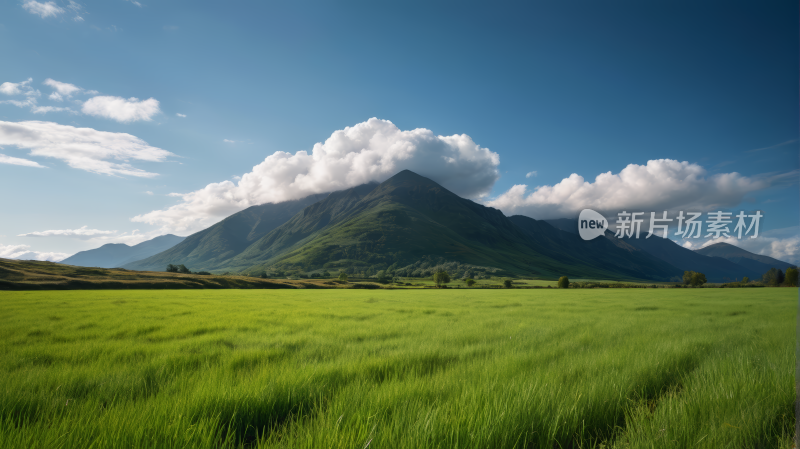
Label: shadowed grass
xmin=0 ymin=288 xmax=794 ymax=448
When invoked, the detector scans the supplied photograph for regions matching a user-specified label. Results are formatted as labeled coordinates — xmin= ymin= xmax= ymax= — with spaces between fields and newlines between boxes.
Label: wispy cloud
xmin=526 ymin=171 xmax=537 ymax=178
xmin=0 ymin=120 xmax=174 ymax=177
xmin=747 ymin=139 xmax=798 ymax=153
xmin=176 ymin=113 xmax=186 ymax=118
xmin=0 ymin=243 xmax=69 ymax=262
xmin=44 ymin=79 xmax=83 ymax=101
xmin=22 ymin=0 xmax=65 ymax=19
xmin=0 ymin=154 xmax=45 ymax=168
xmin=19 ymin=225 xmax=116 ymax=239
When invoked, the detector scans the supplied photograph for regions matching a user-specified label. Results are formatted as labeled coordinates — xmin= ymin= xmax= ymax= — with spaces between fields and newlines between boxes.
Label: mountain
xmin=222 ymin=170 xmax=680 ymax=280
xmin=612 ymin=235 xmax=760 ymax=283
xmin=544 ymin=218 xmax=766 ymax=282
xmin=509 ymin=216 xmax=683 ymax=281
xmin=695 ymin=242 xmax=795 ymax=275
xmin=60 ymin=234 xmax=185 ymax=268
xmin=122 ymin=193 xmax=329 ymax=272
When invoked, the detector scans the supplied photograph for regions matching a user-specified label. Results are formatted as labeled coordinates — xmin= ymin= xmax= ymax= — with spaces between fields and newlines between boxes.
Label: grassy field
xmin=0 ymin=288 xmax=794 ymax=448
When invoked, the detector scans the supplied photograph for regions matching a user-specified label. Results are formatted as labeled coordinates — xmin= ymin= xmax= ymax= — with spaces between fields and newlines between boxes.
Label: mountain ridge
xmin=60 ymin=234 xmax=185 ymax=268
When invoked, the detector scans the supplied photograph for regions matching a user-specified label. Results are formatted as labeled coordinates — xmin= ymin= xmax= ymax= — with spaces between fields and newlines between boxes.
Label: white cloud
xmin=32 ymin=105 xmax=76 ymax=114
xmin=82 ymin=96 xmax=161 ymax=123
xmin=22 ymin=0 xmax=65 ymax=18
xmin=0 ymin=78 xmax=38 ymax=97
xmin=0 ymin=120 xmax=174 ymax=177
xmin=67 ymin=0 xmax=83 ymax=21
xmin=176 ymin=113 xmax=186 ymax=118
xmin=125 ymin=0 xmax=143 ymax=7
xmin=44 ymin=79 xmax=82 ymax=97
xmin=486 ymin=159 xmax=794 ymax=220
xmin=526 ymin=171 xmax=537 ymax=178
xmin=43 ymin=79 xmax=83 ymax=100
xmin=0 ymin=154 xmax=45 ymax=168
xmin=0 ymin=79 xmax=74 ymax=114
xmin=145 ymin=190 xmax=153 ymax=195
xmin=0 ymin=82 xmax=24 ymax=96
xmin=133 ymin=117 xmax=500 ymax=234
xmin=0 ymin=243 xmax=69 ymax=262
xmin=18 ymin=225 xmax=117 ymax=239
xmin=223 ymin=139 xmax=238 ymax=143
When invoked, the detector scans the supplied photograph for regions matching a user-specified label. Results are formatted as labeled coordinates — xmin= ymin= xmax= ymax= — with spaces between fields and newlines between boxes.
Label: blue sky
xmin=0 ymin=0 xmax=797 ymax=262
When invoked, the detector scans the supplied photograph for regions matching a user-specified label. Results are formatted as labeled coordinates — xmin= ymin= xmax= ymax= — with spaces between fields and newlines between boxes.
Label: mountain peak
xmin=383 ymin=169 xmax=436 ymax=185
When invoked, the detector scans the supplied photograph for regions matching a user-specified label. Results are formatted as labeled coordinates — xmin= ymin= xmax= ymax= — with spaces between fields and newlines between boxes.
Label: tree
xmin=690 ymin=272 xmax=707 ymax=286
xmin=322 ymin=271 xmax=331 ymax=278
xmin=258 ymin=271 xmax=268 ymax=279
xmin=785 ymin=267 xmax=798 ymax=287
xmin=166 ymin=264 xmax=178 ymax=273
xmin=177 ymin=264 xmax=191 ymax=274
xmin=375 ymin=270 xmax=390 ymax=284
xmin=762 ymin=268 xmax=784 ymax=286
xmin=741 ymin=276 xmax=749 ymax=284
xmin=558 ymin=276 xmax=569 ymax=289
xmin=683 ymin=271 xmax=707 ymax=287
xmin=503 ymin=279 xmax=513 ymax=288
xmin=338 ymin=272 xmax=348 ymax=282
xmin=465 ymin=278 xmax=476 ymax=287
xmin=433 ymin=270 xmax=451 ymax=288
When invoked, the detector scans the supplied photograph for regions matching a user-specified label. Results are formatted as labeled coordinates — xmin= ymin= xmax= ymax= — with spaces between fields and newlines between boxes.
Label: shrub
xmin=465 ymin=278 xmax=476 ymax=287
xmin=742 ymin=276 xmax=749 ymax=284
xmin=338 ymin=272 xmax=348 ymax=282
xmin=557 ymin=276 xmax=569 ymax=289
xmin=503 ymin=279 xmax=513 ymax=288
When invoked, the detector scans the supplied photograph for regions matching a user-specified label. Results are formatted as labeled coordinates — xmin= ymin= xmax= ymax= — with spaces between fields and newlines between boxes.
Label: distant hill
xmin=544 ymin=218 xmax=764 ymax=282
xmin=122 ymin=193 xmax=330 ymax=272
xmin=695 ymin=242 xmax=795 ymax=274
xmin=612 ymin=235 xmax=760 ymax=283
xmin=508 ymin=215 xmax=683 ymax=281
xmin=60 ymin=234 xmax=185 ymax=268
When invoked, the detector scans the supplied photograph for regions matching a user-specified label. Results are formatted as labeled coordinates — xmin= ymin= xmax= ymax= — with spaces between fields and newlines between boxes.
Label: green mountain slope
xmin=60 ymin=234 xmax=185 ymax=268
xmin=227 ymin=171 xmax=679 ymax=280
xmin=508 ymin=216 xmax=683 ymax=280
xmin=122 ymin=193 xmax=329 ymax=272
xmin=695 ymin=242 xmax=795 ymax=274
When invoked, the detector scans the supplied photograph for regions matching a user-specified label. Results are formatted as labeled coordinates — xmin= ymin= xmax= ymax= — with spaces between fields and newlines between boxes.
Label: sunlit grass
xmin=0 ymin=288 xmax=794 ymax=448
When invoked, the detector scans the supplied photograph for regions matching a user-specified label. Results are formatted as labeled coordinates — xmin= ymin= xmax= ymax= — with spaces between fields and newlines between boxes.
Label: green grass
xmin=0 ymin=289 xmax=794 ymax=448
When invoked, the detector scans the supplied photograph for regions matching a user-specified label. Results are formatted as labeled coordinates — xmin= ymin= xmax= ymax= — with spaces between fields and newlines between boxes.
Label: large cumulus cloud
xmin=133 ymin=118 xmax=500 ymax=234
xmin=486 ymin=159 xmax=794 ymax=219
